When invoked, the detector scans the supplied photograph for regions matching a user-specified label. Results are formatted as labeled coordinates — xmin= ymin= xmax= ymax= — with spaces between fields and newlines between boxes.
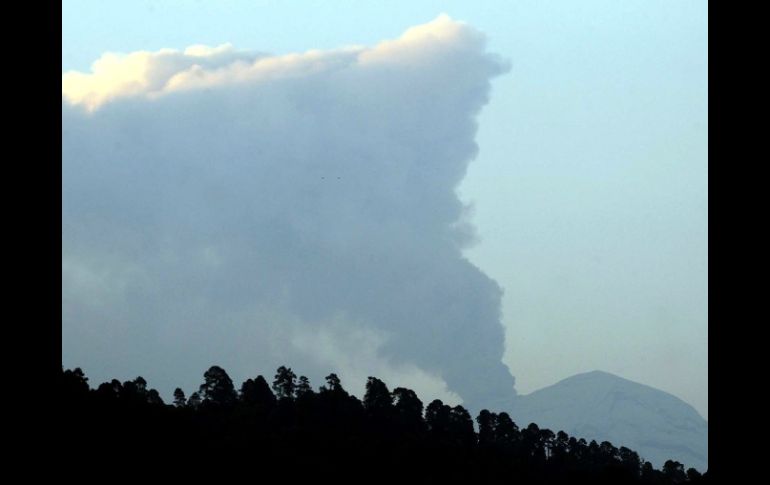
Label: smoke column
xmin=62 ymin=15 xmax=517 ymax=409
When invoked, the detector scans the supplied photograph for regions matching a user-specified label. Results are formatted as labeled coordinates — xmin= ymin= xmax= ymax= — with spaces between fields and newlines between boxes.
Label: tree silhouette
xmin=321 ymin=373 xmax=343 ymax=393
xmin=495 ymin=412 xmax=519 ymax=445
xmin=95 ymin=379 xmax=123 ymax=401
xmin=61 ymin=367 xmax=90 ymax=398
xmin=296 ymin=376 xmax=313 ymax=398
xmin=147 ymin=388 xmax=164 ymax=405
xmin=448 ymin=405 xmax=475 ymax=447
xmin=272 ymin=366 xmax=297 ymax=400
xmin=187 ymin=391 xmax=202 ymax=409
xmin=199 ymin=365 xmax=237 ymax=405
xmin=425 ymin=399 xmax=451 ymax=440
xmin=619 ymin=446 xmax=642 ymax=477
xmin=239 ymin=378 xmax=258 ymax=404
xmin=392 ymin=387 xmax=424 ymax=432
xmin=686 ymin=467 xmax=703 ymax=481
xmin=477 ymin=409 xmax=497 ymax=446
xmin=240 ymin=375 xmax=276 ymax=409
xmin=173 ymin=388 xmax=187 ymax=408
xmin=363 ymin=376 xmax=392 ymax=415
xmin=134 ymin=376 xmax=147 ymax=394
xmin=252 ymin=375 xmax=277 ymax=408
xmin=641 ymin=461 xmax=656 ymax=482
xmin=121 ymin=377 xmax=145 ymax=402
xmin=663 ymin=460 xmax=687 ymax=483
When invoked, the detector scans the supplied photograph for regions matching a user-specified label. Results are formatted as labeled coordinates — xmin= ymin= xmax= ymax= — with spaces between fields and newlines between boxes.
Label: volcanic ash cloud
xmin=62 ymin=14 xmax=516 ymax=409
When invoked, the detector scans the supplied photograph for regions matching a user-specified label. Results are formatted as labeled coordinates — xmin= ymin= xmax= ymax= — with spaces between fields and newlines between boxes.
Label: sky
xmin=62 ymin=1 xmax=707 ymax=418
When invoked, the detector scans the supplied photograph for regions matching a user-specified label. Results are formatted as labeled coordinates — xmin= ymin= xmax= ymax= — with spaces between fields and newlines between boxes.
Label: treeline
xmin=60 ymin=366 xmax=708 ymax=484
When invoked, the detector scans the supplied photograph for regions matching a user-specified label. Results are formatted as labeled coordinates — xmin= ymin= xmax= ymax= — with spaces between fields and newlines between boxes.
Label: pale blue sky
xmin=62 ymin=0 xmax=707 ymax=417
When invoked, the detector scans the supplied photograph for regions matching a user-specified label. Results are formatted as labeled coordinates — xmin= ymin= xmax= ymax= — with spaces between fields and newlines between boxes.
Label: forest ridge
xmin=60 ymin=366 xmax=708 ymax=484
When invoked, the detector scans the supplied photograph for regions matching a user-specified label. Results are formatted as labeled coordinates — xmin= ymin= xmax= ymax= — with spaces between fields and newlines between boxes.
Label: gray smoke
xmin=62 ymin=15 xmax=516 ymax=408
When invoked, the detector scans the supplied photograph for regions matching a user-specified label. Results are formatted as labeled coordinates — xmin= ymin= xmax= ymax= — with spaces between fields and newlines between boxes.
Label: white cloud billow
xmin=62 ymin=14 xmax=514 ymax=409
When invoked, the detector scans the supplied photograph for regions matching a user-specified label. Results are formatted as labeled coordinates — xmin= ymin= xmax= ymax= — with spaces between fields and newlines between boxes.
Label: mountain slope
xmin=509 ymin=370 xmax=707 ymax=471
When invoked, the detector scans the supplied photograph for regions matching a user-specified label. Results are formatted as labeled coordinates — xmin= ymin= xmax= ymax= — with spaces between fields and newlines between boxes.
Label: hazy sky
xmin=62 ymin=1 xmax=707 ymax=418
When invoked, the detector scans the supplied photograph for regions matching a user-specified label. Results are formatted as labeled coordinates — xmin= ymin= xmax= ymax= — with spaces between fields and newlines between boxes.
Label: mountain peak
xmin=508 ymin=370 xmax=708 ymax=471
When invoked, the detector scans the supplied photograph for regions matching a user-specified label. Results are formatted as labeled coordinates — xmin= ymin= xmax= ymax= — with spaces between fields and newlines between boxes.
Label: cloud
xmin=62 ymin=14 xmax=515 ymax=409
